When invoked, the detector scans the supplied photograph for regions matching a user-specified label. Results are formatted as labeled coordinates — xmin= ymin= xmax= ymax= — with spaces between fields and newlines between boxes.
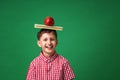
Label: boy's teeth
xmin=46 ymin=46 xmax=52 ymax=48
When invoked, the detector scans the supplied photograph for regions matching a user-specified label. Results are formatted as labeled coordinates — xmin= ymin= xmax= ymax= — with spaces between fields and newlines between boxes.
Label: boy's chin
xmin=45 ymin=50 xmax=55 ymax=55
xmin=47 ymin=51 xmax=55 ymax=54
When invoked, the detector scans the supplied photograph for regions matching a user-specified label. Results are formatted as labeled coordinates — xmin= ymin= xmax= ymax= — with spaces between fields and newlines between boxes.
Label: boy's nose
xmin=47 ymin=40 xmax=52 ymax=44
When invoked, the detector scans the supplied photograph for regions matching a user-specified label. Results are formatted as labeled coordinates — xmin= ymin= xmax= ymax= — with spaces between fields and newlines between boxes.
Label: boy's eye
xmin=43 ymin=38 xmax=56 ymax=41
xmin=43 ymin=38 xmax=47 ymax=41
xmin=50 ymin=38 xmax=55 ymax=41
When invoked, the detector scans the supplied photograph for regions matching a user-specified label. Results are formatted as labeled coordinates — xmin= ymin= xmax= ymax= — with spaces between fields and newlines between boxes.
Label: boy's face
xmin=37 ymin=32 xmax=58 ymax=57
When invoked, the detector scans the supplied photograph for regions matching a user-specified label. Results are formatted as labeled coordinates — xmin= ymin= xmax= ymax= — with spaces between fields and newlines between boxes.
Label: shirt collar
xmin=40 ymin=51 xmax=58 ymax=63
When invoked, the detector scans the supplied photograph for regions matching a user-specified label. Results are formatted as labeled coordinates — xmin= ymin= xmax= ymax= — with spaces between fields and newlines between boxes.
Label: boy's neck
xmin=42 ymin=51 xmax=55 ymax=58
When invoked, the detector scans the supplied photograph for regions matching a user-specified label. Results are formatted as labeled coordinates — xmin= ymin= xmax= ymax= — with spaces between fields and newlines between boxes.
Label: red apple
xmin=44 ymin=16 xmax=54 ymax=26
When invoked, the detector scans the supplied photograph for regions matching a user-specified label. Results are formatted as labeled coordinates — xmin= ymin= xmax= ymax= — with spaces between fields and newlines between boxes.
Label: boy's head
xmin=37 ymin=29 xmax=58 ymax=57
xmin=37 ymin=29 xmax=57 ymax=40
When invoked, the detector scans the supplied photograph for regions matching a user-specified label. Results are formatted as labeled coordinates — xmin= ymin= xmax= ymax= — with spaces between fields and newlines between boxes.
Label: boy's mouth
xmin=45 ymin=45 xmax=53 ymax=49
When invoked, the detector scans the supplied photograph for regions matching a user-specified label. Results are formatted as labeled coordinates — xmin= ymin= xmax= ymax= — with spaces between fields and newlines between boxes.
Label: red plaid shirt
xmin=26 ymin=52 xmax=75 ymax=80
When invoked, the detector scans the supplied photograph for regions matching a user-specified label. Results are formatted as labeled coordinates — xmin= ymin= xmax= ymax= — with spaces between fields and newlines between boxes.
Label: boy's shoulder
xmin=29 ymin=55 xmax=41 ymax=66
xmin=57 ymin=54 xmax=69 ymax=63
xmin=57 ymin=54 xmax=67 ymax=60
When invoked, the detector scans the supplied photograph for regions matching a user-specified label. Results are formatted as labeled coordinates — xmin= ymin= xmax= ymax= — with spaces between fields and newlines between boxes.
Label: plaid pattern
xmin=26 ymin=52 xmax=75 ymax=80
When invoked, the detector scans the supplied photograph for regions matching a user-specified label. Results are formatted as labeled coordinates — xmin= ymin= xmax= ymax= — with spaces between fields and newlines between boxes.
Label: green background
xmin=0 ymin=0 xmax=120 ymax=80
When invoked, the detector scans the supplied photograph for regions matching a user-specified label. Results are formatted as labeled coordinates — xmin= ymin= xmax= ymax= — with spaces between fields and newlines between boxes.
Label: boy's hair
xmin=37 ymin=29 xmax=57 ymax=40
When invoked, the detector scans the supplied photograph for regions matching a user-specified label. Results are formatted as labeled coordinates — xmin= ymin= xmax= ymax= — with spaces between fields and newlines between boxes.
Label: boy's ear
xmin=37 ymin=40 xmax=41 ymax=47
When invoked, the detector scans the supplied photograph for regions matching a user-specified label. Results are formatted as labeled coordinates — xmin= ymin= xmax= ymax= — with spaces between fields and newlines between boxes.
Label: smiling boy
xmin=37 ymin=29 xmax=57 ymax=58
xmin=26 ymin=17 xmax=75 ymax=80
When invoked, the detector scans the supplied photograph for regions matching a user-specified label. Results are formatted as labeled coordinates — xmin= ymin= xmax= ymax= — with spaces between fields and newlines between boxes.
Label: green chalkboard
xmin=0 ymin=0 xmax=120 ymax=80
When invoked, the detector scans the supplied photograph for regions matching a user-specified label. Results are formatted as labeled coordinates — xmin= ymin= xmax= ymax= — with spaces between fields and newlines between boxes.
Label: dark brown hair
xmin=37 ymin=29 xmax=57 ymax=40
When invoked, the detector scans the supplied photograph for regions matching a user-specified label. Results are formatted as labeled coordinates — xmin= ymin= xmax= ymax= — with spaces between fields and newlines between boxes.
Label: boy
xmin=26 ymin=17 xmax=75 ymax=80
